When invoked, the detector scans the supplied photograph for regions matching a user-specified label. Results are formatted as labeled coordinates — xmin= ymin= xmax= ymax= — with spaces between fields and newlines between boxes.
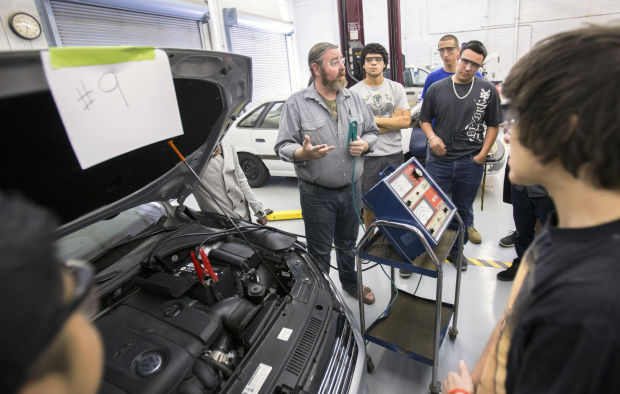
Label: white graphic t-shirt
xmin=351 ymin=79 xmax=409 ymax=156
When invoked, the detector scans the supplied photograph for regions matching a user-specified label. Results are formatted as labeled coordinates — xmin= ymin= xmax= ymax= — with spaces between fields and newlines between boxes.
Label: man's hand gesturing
xmin=294 ymin=135 xmax=335 ymax=161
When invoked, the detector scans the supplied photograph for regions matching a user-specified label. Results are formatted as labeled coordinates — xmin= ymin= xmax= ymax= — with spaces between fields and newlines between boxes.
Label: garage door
xmin=43 ymin=0 xmax=208 ymax=49
xmin=228 ymin=24 xmax=292 ymax=107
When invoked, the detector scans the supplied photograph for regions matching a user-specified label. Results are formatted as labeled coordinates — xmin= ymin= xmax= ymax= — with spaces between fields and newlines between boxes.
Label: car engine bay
xmin=92 ymin=213 xmax=358 ymax=394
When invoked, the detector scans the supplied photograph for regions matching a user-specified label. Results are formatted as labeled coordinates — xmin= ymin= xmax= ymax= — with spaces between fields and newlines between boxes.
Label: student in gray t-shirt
xmin=350 ymin=43 xmax=410 ymax=231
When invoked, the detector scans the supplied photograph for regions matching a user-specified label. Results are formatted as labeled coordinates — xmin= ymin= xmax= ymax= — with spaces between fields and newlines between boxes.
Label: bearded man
xmin=275 ymin=42 xmax=379 ymax=304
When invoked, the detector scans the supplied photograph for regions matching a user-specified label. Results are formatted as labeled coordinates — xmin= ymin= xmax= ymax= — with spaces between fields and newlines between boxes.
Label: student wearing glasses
xmin=420 ymin=35 xmax=462 ymax=100
xmin=275 ymin=42 xmax=379 ymax=305
xmin=420 ymin=35 xmax=484 ymax=245
xmin=443 ymin=24 xmax=620 ymax=394
xmin=350 ymin=44 xmax=410 ymax=230
xmin=0 ymin=194 xmax=103 ymax=394
xmin=419 ymin=40 xmax=501 ymax=270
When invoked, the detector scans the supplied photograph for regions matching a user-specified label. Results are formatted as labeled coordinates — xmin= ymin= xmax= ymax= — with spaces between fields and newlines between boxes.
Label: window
xmin=402 ymin=68 xmax=430 ymax=88
xmin=403 ymin=69 xmax=414 ymax=88
xmin=259 ymin=102 xmax=283 ymax=129
xmin=227 ymin=23 xmax=293 ymax=107
xmin=238 ymin=103 xmax=268 ymax=128
xmin=411 ymin=68 xmax=429 ymax=87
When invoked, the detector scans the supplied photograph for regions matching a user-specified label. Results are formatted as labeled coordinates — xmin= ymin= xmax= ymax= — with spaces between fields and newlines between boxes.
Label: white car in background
xmin=224 ymin=97 xmax=415 ymax=187
xmin=384 ymin=64 xmax=431 ymax=107
xmin=223 ymin=98 xmax=289 ymax=187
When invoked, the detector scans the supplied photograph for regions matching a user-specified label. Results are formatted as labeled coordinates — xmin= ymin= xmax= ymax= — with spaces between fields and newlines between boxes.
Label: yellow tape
xmin=469 ymin=258 xmax=485 ymax=267
xmin=483 ymin=259 xmax=502 ymax=269
xmin=49 ymin=46 xmax=156 ymax=69
xmin=266 ymin=209 xmax=303 ymax=221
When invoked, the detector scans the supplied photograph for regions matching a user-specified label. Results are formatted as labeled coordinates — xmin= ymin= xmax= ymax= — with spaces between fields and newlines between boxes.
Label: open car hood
xmin=0 ymin=48 xmax=251 ymax=237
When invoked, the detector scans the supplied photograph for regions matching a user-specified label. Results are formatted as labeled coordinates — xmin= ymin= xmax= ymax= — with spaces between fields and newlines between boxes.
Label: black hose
xmin=192 ymin=360 xmax=219 ymax=391
xmin=210 ymin=297 xmax=260 ymax=336
xmin=203 ymin=357 xmax=233 ymax=379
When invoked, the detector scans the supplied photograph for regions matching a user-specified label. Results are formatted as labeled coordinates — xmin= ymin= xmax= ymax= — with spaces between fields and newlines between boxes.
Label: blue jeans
xmin=511 ymin=186 xmax=555 ymax=264
xmin=425 ymin=155 xmax=484 ymax=254
xmin=299 ymin=180 xmax=361 ymax=294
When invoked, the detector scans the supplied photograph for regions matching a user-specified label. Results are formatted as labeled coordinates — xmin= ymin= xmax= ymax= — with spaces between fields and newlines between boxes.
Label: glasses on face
xmin=502 ymin=114 xmax=518 ymax=138
xmin=438 ymin=46 xmax=458 ymax=54
xmin=52 ymin=260 xmax=98 ymax=327
xmin=326 ymin=57 xmax=346 ymax=67
xmin=67 ymin=260 xmax=99 ymax=320
xmin=460 ymin=57 xmax=483 ymax=69
xmin=34 ymin=260 xmax=98 ymax=364
xmin=57 ymin=260 xmax=98 ymax=321
xmin=364 ymin=56 xmax=384 ymax=63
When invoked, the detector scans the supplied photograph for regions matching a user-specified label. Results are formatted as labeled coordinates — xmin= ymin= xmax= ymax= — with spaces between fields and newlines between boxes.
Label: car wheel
xmin=238 ymin=152 xmax=269 ymax=188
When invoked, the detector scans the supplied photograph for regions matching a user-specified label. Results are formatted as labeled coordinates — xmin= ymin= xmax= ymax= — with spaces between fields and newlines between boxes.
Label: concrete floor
xmin=187 ymin=165 xmax=517 ymax=394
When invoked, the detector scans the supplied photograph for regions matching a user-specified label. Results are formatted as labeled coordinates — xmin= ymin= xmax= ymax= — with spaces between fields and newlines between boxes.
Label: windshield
xmin=56 ymin=202 xmax=167 ymax=263
xmin=403 ymin=68 xmax=429 ymax=88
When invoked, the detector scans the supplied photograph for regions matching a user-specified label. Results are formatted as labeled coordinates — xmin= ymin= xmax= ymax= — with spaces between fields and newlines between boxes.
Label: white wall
xmin=0 ymin=0 xmax=48 ymax=51
xmin=291 ymin=0 xmax=340 ymax=89
xmin=398 ymin=0 xmax=620 ymax=81
xmin=291 ymin=0 xmax=620 ymax=83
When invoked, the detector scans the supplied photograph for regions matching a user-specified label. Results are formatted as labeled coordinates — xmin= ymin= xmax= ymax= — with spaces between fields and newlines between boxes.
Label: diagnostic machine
xmin=363 ymin=157 xmax=457 ymax=260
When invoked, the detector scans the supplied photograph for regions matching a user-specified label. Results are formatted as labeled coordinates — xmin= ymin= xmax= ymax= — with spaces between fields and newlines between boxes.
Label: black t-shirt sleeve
xmin=484 ymin=85 xmax=502 ymax=127
xmin=419 ymin=85 xmax=435 ymax=123
xmin=507 ymin=322 xmax=620 ymax=394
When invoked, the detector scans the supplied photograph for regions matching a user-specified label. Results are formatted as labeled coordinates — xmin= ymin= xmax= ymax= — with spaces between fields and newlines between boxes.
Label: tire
xmin=238 ymin=152 xmax=269 ymax=188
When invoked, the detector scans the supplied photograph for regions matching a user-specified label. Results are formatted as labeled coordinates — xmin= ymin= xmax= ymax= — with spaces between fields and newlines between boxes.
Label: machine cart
xmin=355 ymin=157 xmax=465 ymax=394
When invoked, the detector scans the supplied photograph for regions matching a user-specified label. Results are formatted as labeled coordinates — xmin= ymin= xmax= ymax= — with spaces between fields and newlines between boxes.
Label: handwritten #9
xmin=76 ymin=72 xmax=129 ymax=110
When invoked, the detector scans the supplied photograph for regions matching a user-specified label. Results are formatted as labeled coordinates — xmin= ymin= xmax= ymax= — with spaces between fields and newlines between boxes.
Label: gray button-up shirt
xmin=275 ymin=83 xmax=379 ymax=188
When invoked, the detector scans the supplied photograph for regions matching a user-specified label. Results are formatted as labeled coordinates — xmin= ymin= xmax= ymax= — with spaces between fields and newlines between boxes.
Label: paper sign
xmin=40 ymin=48 xmax=183 ymax=169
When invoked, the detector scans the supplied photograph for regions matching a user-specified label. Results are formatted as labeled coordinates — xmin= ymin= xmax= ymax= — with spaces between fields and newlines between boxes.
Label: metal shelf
xmin=365 ymin=291 xmax=454 ymax=365
xmin=356 ymin=218 xmax=465 ymax=394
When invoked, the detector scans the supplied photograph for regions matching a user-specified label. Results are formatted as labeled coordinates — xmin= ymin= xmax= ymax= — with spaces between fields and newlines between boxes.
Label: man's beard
xmin=320 ymin=67 xmax=347 ymax=91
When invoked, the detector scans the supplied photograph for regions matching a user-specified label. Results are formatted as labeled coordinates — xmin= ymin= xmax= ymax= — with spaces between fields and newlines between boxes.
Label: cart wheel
xmin=430 ymin=381 xmax=441 ymax=394
xmin=449 ymin=327 xmax=458 ymax=341
xmin=366 ymin=355 xmax=375 ymax=373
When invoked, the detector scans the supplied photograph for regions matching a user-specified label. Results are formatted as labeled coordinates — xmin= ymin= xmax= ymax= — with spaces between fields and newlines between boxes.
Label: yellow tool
xmin=266 ymin=209 xmax=303 ymax=221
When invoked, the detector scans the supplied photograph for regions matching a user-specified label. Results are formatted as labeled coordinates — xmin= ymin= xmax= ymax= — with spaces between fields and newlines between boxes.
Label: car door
xmin=249 ymin=101 xmax=283 ymax=156
xmin=249 ymin=101 xmax=292 ymax=175
xmin=225 ymin=103 xmax=270 ymax=153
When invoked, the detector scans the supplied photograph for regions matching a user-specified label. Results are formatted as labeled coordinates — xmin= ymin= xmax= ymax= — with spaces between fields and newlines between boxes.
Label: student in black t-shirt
xmin=420 ymin=40 xmax=502 ymax=269
xmin=443 ymin=24 xmax=620 ymax=394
